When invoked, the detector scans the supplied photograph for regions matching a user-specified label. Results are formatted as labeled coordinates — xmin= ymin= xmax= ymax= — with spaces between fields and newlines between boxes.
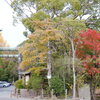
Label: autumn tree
xmin=0 ymin=32 xmax=7 ymax=47
xmin=19 ymin=19 xmax=63 ymax=82
xmin=0 ymin=32 xmax=18 ymax=82
xmin=76 ymin=29 xmax=100 ymax=100
xmin=19 ymin=19 xmax=66 ymax=95
xmin=5 ymin=0 xmax=99 ymax=98
xmin=17 ymin=11 xmax=86 ymax=98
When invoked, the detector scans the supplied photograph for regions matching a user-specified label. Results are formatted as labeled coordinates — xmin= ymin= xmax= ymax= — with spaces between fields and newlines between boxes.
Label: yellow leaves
xmin=29 ymin=50 xmax=37 ymax=56
xmin=28 ymin=67 xmax=45 ymax=75
xmin=32 ymin=19 xmax=54 ymax=30
xmin=38 ymin=52 xmax=47 ymax=63
xmin=29 ymin=29 xmax=62 ymax=44
xmin=22 ymin=50 xmax=29 ymax=57
xmin=20 ymin=58 xmax=33 ymax=68
xmin=45 ymin=29 xmax=62 ymax=41
xmin=19 ymin=19 xmax=64 ymax=70
xmin=0 ymin=33 xmax=7 ymax=47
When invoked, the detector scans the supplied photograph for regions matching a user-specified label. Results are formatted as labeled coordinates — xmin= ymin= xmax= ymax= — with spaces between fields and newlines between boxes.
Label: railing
xmin=0 ymin=47 xmax=18 ymax=51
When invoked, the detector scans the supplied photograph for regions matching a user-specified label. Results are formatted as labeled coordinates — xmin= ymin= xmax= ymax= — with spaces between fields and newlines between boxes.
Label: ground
xmin=0 ymin=86 xmax=32 ymax=100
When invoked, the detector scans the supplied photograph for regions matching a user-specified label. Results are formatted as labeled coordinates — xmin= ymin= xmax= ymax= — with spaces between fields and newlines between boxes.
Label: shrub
xmin=50 ymin=76 xmax=64 ymax=96
xmin=14 ymin=79 xmax=25 ymax=89
xmin=27 ymin=74 xmax=42 ymax=90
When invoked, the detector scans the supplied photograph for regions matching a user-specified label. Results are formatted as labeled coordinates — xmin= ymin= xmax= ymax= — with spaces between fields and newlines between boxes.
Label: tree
xmin=19 ymin=19 xmax=62 ymax=70
xmin=76 ymin=29 xmax=100 ymax=100
xmin=6 ymin=0 xmax=67 ymax=20
xmin=0 ymin=59 xmax=18 ymax=82
xmin=84 ymin=1 xmax=100 ymax=31
xmin=0 ymin=32 xmax=18 ymax=82
xmin=0 ymin=32 xmax=7 ymax=47
xmin=6 ymin=0 xmax=99 ymax=21
xmin=5 ymin=0 xmax=99 ymax=98
xmin=57 ymin=18 xmax=86 ymax=99
xmin=19 ymin=17 xmax=87 ymax=98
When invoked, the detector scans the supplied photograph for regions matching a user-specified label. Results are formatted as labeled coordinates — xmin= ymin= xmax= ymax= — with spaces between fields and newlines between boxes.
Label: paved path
xmin=0 ymin=86 xmax=32 ymax=100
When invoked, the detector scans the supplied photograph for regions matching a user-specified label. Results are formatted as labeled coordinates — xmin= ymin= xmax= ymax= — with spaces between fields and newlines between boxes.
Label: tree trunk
xmin=62 ymin=69 xmax=66 ymax=91
xmin=70 ymin=39 xmax=76 ymax=99
xmin=47 ymin=41 xmax=52 ymax=87
xmin=89 ymin=76 xmax=96 ymax=100
xmin=63 ymin=52 xmax=67 ymax=91
xmin=65 ymin=51 xmax=71 ymax=77
xmin=76 ymin=83 xmax=79 ymax=97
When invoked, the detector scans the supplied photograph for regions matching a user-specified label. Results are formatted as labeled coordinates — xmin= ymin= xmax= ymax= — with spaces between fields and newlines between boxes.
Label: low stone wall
xmin=19 ymin=89 xmax=34 ymax=98
xmin=19 ymin=89 xmax=42 ymax=98
xmin=18 ymin=89 xmax=86 ymax=100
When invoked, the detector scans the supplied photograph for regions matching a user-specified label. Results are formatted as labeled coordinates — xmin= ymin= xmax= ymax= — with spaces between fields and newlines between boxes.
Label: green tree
xmin=6 ymin=0 xmax=99 ymax=21
xmin=0 ymin=59 xmax=18 ymax=82
xmin=85 ymin=3 xmax=100 ymax=31
xmin=57 ymin=18 xmax=86 ymax=99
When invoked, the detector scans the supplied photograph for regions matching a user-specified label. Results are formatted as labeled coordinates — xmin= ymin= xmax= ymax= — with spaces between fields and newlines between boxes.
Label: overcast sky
xmin=0 ymin=0 xmax=26 ymax=47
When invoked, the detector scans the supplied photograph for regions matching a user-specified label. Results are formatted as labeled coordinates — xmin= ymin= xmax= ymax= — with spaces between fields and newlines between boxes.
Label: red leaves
xmin=87 ymin=67 xmax=100 ymax=76
xmin=76 ymin=29 xmax=100 ymax=75
xmin=83 ymin=61 xmax=100 ymax=75
xmin=0 ymin=66 xmax=3 ymax=68
xmin=80 ymin=29 xmax=100 ymax=40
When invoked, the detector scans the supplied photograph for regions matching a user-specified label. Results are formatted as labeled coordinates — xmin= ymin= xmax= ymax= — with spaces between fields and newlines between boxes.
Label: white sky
xmin=0 ymin=0 xmax=26 ymax=47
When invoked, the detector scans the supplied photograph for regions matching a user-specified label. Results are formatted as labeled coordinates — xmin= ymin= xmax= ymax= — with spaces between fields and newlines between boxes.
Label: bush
xmin=14 ymin=79 xmax=25 ymax=89
xmin=50 ymin=76 xmax=64 ymax=96
xmin=27 ymin=74 xmax=42 ymax=90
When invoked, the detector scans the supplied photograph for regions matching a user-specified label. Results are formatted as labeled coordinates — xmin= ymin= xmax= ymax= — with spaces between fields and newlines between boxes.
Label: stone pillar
xmin=65 ymin=89 xmax=67 ymax=100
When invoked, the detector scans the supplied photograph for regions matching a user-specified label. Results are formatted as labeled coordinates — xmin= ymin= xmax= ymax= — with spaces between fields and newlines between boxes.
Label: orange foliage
xmin=0 ymin=33 xmax=7 ymax=47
